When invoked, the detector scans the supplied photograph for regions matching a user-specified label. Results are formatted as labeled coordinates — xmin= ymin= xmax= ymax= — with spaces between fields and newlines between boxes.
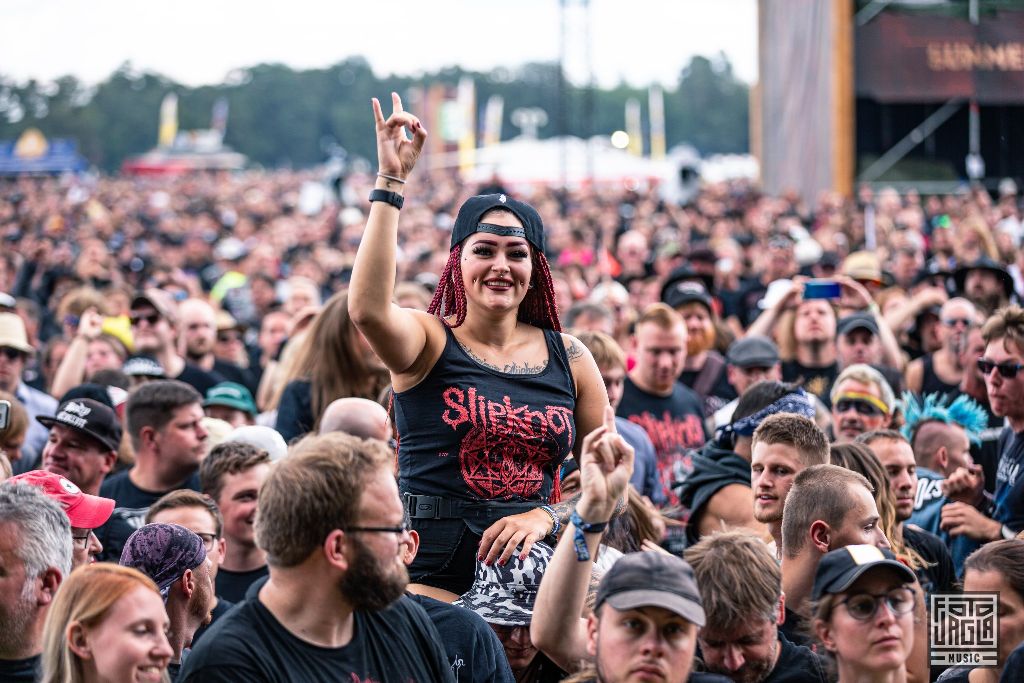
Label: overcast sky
xmin=2 ymin=0 xmax=757 ymax=88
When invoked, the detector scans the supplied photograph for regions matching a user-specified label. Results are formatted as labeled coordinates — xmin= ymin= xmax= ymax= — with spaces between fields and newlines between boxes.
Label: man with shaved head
xmin=177 ymin=299 xmax=250 ymax=389
xmin=905 ymin=297 xmax=977 ymax=399
xmin=318 ymin=398 xmax=392 ymax=442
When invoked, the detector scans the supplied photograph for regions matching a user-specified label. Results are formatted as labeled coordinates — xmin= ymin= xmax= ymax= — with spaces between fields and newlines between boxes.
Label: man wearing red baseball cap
xmin=9 ymin=470 xmax=114 ymax=568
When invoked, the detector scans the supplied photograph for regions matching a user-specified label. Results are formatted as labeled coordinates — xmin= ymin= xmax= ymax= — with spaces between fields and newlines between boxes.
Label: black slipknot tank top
xmin=394 ymin=325 xmax=576 ymax=503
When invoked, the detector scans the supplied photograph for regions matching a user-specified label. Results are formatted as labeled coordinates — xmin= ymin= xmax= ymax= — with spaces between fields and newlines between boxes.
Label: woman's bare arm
xmin=348 ymin=93 xmax=433 ymax=376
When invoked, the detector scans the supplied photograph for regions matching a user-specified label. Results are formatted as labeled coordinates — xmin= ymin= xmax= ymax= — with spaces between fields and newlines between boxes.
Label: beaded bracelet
xmin=569 ymin=509 xmax=608 ymax=562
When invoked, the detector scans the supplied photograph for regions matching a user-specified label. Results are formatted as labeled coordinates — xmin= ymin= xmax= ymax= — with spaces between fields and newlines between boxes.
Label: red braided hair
xmin=427 ymin=244 xmax=562 ymax=332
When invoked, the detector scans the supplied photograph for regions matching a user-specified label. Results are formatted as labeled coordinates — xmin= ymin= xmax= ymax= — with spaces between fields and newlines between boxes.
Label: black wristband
xmin=369 ymin=189 xmax=404 ymax=210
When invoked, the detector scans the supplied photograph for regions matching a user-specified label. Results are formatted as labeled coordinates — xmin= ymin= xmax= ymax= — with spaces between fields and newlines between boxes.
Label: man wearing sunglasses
xmin=941 ymin=306 xmax=1024 ymax=543
xmin=129 ymin=289 xmax=222 ymax=396
xmin=0 ymin=312 xmax=57 ymax=473
xmin=905 ymin=298 xmax=978 ymax=401
xmin=829 ymin=364 xmax=895 ymax=443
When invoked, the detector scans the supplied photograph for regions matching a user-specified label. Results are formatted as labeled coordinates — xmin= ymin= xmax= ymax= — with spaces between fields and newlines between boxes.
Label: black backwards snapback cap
xmin=450 ymin=194 xmax=545 ymax=253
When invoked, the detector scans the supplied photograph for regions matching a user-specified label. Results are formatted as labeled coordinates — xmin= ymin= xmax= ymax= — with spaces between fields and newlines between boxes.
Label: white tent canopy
xmin=457 ymin=135 xmax=676 ymax=189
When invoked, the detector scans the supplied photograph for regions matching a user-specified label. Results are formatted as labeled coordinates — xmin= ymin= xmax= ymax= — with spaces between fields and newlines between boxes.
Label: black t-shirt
xmin=513 ymin=652 xmax=566 ymax=683
xmin=618 ymin=376 xmax=708 ymax=506
xmin=175 ymin=362 xmax=226 ymax=396
xmin=779 ymin=607 xmax=813 ymax=649
xmin=0 ymin=655 xmax=39 ymax=682
xmin=100 ymin=469 xmax=202 ymax=509
xmin=212 ymin=358 xmax=259 ymax=395
xmin=902 ymin=524 xmax=958 ymax=598
xmin=96 ymin=470 xmax=202 ymax=562
xmin=994 ymin=427 xmax=1024 ymax=533
xmin=678 ymin=359 xmax=737 ymax=419
xmin=765 ymin=633 xmax=828 ymax=683
xmin=216 ymin=565 xmax=269 ymax=604
xmin=735 ymin=278 xmax=770 ymax=328
xmin=274 ymin=379 xmax=314 ymax=445
xmin=781 ymin=360 xmax=839 ymax=407
xmin=191 ymin=597 xmax=235 ymax=645
xmin=696 ymin=632 xmax=826 ymax=683
xmin=975 ymin=408 xmax=1006 ymax=494
xmin=407 ymin=593 xmax=514 ymax=683
xmin=177 ymin=594 xmax=455 ymax=682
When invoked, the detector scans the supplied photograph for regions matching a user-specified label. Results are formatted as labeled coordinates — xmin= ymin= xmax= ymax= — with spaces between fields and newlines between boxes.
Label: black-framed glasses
xmin=837 ymin=587 xmax=915 ymax=621
xmin=942 ymin=317 xmax=973 ymax=328
xmin=0 ymin=347 xmax=24 ymax=361
xmin=344 ymin=522 xmax=411 ymax=535
xmin=977 ymin=358 xmax=1024 ymax=379
xmin=195 ymin=532 xmax=218 ymax=550
xmin=835 ymin=398 xmax=886 ymax=417
xmin=217 ymin=332 xmax=241 ymax=343
xmin=71 ymin=532 xmax=91 ymax=549
xmin=129 ymin=312 xmax=162 ymax=327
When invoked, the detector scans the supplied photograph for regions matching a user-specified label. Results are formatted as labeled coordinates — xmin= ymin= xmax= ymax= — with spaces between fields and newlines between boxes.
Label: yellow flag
xmin=158 ymin=93 xmax=178 ymax=148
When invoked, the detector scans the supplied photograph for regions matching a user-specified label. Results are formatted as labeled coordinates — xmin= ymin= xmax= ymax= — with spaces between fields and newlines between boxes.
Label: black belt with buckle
xmin=403 ymin=493 xmax=538 ymax=520
xmin=404 ymin=494 xmax=461 ymax=520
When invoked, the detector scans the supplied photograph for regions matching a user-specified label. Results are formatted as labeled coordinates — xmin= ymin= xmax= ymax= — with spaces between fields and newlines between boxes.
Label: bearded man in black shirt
xmin=685 ymin=530 xmax=828 ymax=683
xmin=179 ymin=432 xmax=453 ymax=683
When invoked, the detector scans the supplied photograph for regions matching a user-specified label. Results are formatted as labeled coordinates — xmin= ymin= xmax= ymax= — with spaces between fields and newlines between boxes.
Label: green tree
xmin=0 ymin=53 xmax=750 ymax=173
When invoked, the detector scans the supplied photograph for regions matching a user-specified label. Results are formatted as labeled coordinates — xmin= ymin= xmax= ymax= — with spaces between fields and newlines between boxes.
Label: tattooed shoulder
xmin=565 ymin=337 xmax=584 ymax=362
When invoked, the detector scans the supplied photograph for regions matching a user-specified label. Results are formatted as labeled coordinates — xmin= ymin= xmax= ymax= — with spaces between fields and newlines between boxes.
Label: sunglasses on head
xmin=977 ymin=358 xmax=1024 ymax=379
xmin=834 ymin=398 xmax=886 ymax=417
xmin=129 ymin=312 xmax=161 ymax=327
xmin=0 ymin=347 xmax=24 ymax=361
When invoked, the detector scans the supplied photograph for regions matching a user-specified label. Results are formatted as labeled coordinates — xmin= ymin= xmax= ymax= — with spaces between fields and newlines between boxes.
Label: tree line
xmin=0 ymin=55 xmax=749 ymax=173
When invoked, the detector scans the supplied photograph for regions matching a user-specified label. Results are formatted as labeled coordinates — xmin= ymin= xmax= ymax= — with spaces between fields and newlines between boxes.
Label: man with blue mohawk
xmin=902 ymin=391 xmax=989 ymax=573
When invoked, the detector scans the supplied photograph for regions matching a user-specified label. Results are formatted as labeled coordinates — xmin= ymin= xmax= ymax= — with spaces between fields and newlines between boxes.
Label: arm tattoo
xmin=550 ymin=491 xmax=628 ymax=526
xmin=550 ymin=495 xmax=581 ymax=526
xmin=565 ymin=339 xmax=584 ymax=362
xmin=458 ymin=340 xmax=548 ymax=375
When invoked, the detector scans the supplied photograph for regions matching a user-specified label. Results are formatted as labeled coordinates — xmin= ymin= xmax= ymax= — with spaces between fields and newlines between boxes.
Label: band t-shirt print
xmin=395 ymin=327 xmax=575 ymax=504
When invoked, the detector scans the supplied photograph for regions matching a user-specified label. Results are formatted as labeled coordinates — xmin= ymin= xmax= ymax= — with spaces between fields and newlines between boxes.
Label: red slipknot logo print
xmin=628 ymin=410 xmax=705 ymax=506
xmin=442 ymin=387 xmax=574 ymax=499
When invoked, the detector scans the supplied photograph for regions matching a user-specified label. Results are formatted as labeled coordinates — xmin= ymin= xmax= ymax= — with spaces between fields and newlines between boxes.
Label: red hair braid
xmin=427 ymin=245 xmax=468 ymax=328
xmin=518 ymin=251 xmax=562 ymax=332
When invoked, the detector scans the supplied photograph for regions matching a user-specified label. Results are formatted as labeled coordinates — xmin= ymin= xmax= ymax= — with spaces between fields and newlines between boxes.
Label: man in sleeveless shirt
xmin=905 ymin=298 xmax=977 ymax=399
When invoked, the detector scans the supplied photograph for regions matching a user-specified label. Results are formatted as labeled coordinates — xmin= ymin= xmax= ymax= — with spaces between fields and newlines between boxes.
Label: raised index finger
xmin=391 ymin=91 xmax=404 ymax=114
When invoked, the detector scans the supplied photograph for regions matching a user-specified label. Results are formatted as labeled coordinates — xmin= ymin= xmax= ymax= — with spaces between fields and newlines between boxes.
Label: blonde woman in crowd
xmin=40 ymin=563 xmax=173 ymax=683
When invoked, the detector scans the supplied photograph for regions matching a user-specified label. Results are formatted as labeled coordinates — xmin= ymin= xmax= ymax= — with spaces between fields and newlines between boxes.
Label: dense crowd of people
xmin=2 ymin=92 xmax=1024 ymax=682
